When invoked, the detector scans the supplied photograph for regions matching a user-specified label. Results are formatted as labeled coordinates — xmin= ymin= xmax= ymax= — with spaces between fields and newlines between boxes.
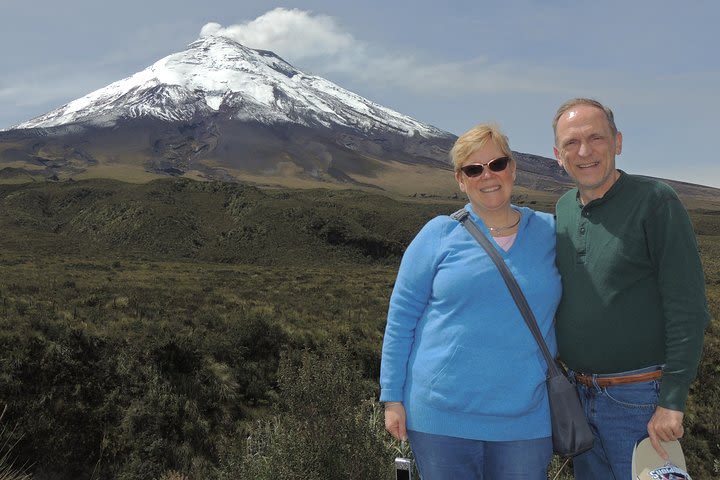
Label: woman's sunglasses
xmin=460 ymin=156 xmax=510 ymax=177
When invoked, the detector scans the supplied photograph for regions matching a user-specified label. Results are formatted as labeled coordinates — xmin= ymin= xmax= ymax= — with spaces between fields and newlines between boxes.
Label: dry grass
xmin=0 ymin=407 xmax=31 ymax=480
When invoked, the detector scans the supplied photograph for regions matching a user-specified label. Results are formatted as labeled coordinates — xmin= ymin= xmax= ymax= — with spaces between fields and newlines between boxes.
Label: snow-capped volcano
xmin=0 ymin=36 xmax=708 ymax=195
xmin=0 ymin=36 xmax=471 ymax=192
xmin=11 ymin=35 xmax=449 ymax=140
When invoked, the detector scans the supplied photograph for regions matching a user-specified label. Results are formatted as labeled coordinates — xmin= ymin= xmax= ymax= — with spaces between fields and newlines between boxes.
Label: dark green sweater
xmin=555 ymin=171 xmax=709 ymax=411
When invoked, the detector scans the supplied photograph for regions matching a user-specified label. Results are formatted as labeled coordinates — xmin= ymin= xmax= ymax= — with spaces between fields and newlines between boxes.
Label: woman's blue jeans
xmin=407 ymin=430 xmax=552 ymax=479
xmin=569 ymin=366 xmax=661 ymax=480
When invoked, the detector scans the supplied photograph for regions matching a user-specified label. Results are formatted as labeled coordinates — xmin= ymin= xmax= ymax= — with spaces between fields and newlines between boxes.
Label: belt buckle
xmin=574 ymin=373 xmax=593 ymax=386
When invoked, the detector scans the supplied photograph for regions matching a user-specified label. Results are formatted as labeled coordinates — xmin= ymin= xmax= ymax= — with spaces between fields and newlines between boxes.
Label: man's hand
xmin=647 ymin=406 xmax=684 ymax=460
xmin=384 ymin=402 xmax=408 ymax=441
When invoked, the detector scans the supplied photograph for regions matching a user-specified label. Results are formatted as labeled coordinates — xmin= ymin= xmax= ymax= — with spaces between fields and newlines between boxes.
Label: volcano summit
xmin=1 ymin=36 xmax=475 ymax=191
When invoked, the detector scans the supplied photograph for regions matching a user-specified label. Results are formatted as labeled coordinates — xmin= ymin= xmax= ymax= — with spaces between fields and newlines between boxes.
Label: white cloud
xmin=0 ymin=86 xmax=22 ymax=100
xmin=199 ymin=8 xmax=355 ymax=61
xmin=196 ymin=9 xmax=628 ymax=99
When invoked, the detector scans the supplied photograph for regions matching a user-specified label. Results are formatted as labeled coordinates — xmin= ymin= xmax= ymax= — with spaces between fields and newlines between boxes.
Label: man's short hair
xmin=553 ymin=98 xmax=617 ymax=145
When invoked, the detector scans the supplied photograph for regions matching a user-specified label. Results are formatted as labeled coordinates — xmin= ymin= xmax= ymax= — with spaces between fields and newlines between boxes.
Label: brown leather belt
xmin=575 ymin=369 xmax=662 ymax=387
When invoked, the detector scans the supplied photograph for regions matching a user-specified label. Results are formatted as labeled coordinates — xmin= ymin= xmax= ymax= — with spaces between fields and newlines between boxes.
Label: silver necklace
xmin=487 ymin=212 xmax=520 ymax=233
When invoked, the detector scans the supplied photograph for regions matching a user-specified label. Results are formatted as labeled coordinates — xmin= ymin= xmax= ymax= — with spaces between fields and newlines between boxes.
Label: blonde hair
xmin=450 ymin=123 xmax=513 ymax=172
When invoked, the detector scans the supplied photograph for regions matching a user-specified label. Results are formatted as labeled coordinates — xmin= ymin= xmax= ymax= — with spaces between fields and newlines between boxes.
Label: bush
xmin=0 ymin=303 xmax=288 ymax=480
xmin=219 ymin=342 xmax=395 ymax=480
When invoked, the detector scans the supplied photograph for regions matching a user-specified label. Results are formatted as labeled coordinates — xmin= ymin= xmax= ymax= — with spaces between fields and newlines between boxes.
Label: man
xmin=551 ymin=98 xmax=709 ymax=479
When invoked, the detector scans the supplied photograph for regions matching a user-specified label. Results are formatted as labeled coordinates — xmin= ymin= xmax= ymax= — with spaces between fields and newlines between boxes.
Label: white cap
xmin=631 ymin=436 xmax=692 ymax=479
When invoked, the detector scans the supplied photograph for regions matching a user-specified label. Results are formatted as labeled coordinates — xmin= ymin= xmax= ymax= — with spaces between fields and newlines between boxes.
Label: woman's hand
xmin=384 ymin=402 xmax=408 ymax=441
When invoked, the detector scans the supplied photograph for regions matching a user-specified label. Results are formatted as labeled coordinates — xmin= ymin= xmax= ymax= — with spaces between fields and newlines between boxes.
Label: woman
xmin=380 ymin=123 xmax=561 ymax=479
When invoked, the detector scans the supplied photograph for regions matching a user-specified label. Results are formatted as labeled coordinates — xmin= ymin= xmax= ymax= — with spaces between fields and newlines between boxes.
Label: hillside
xmin=3 ymin=178 xmax=718 ymax=267
xmin=0 ymin=178 xmax=466 ymax=266
xmin=0 ymin=178 xmax=718 ymax=478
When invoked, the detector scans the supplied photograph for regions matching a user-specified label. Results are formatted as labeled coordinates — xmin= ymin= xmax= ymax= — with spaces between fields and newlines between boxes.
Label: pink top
xmin=494 ymin=232 xmax=517 ymax=251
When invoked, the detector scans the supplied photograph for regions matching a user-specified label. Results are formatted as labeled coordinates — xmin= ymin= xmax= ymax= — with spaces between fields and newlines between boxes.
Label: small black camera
xmin=395 ymin=457 xmax=413 ymax=480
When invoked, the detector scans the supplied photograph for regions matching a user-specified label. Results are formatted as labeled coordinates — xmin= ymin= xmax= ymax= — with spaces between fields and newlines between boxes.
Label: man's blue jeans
xmin=570 ymin=366 xmax=662 ymax=480
xmin=407 ymin=430 xmax=552 ymax=479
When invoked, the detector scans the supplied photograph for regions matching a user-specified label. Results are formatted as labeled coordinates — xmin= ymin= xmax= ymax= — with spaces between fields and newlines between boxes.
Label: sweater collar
xmin=465 ymin=203 xmax=525 ymax=232
xmin=575 ymin=170 xmax=627 ymax=210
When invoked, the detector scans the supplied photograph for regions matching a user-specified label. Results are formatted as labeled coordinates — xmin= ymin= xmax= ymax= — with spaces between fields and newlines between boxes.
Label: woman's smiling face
xmin=455 ymin=141 xmax=516 ymax=214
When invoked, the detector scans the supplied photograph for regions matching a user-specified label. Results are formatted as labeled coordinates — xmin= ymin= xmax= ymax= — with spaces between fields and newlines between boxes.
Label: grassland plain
xmin=0 ymin=178 xmax=717 ymax=479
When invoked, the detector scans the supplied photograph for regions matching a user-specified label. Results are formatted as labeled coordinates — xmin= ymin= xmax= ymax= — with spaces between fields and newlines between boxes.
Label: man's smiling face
xmin=554 ymin=104 xmax=623 ymax=202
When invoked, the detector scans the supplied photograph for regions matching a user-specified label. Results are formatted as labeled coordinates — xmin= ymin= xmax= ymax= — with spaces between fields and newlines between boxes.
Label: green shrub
xmin=0 ymin=302 xmax=288 ymax=479
xmin=219 ymin=342 xmax=395 ymax=480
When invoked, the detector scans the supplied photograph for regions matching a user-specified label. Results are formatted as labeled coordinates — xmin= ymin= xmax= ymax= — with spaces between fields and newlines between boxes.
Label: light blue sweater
xmin=379 ymin=204 xmax=561 ymax=441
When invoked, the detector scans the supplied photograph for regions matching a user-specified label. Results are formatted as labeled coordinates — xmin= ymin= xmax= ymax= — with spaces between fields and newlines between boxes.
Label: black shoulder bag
xmin=451 ymin=208 xmax=594 ymax=457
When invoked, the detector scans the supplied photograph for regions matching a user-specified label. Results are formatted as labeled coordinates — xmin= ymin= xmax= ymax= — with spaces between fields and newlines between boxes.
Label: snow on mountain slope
xmin=10 ymin=36 xmax=452 ymax=141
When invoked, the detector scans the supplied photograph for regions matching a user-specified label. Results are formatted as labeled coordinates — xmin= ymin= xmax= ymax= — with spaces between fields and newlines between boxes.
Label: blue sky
xmin=1 ymin=0 xmax=719 ymax=187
